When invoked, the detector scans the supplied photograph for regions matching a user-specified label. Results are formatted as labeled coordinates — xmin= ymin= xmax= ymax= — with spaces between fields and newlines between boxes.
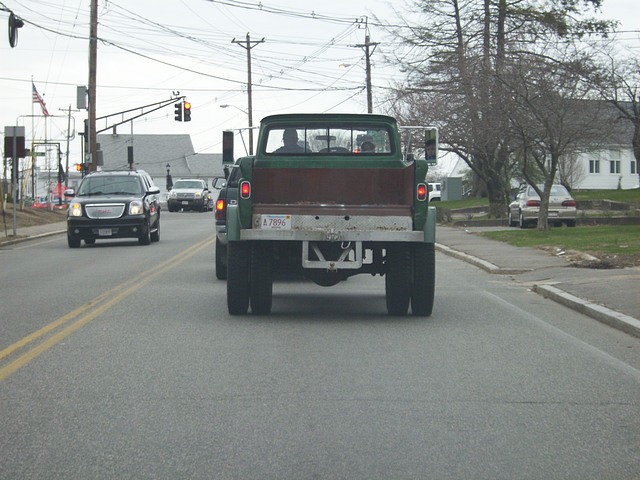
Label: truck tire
xmin=411 ymin=243 xmax=435 ymax=316
xmin=385 ymin=244 xmax=411 ymax=315
xmin=250 ymin=241 xmax=273 ymax=314
xmin=215 ymin=237 xmax=227 ymax=280
xmin=227 ymin=241 xmax=250 ymax=315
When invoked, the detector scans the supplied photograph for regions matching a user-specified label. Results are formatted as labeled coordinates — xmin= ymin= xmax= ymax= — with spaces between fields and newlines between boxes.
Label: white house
xmin=570 ymin=147 xmax=638 ymax=190
xmin=563 ymin=101 xmax=639 ymax=190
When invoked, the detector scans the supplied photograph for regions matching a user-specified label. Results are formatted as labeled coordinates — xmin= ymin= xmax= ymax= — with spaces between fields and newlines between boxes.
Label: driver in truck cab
xmin=274 ymin=128 xmax=305 ymax=153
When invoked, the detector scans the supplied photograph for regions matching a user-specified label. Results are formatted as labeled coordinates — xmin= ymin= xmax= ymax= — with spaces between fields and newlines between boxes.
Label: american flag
xmin=32 ymin=82 xmax=50 ymax=116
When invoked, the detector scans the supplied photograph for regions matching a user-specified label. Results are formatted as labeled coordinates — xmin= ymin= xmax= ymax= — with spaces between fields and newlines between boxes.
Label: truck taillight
xmin=240 ymin=181 xmax=251 ymax=199
xmin=417 ymin=183 xmax=427 ymax=201
xmin=216 ymin=198 xmax=225 ymax=212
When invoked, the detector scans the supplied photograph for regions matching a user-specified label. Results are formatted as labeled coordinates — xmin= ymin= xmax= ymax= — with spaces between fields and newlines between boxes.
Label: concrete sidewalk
xmin=2 ymin=221 xmax=639 ymax=337
xmin=436 ymin=226 xmax=640 ymax=337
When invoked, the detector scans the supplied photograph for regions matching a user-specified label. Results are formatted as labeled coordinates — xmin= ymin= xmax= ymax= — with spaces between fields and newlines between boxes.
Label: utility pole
xmin=232 ymin=33 xmax=264 ymax=155
xmin=354 ymin=21 xmax=378 ymax=114
xmin=88 ymin=0 xmax=98 ymax=170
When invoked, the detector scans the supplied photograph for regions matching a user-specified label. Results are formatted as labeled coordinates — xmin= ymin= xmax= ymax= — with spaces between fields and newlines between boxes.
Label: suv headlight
xmin=129 ymin=200 xmax=143 ymax=215
xmin=194 ymin=192 xmax=202 ymax=198
xmin=169 ymin=191 xmax=177 ymax=198
xmin=69 ymin=202 xmax=82 ymax=217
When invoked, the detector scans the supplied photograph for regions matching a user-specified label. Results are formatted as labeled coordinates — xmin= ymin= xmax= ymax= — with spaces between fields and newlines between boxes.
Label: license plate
xmin=181 ymin=201 xmax=189 ymax=205
xmin=98 ymin=228 xmax=112 ymax=236
xmin=548 ymin=211 xmax=559 ymax=217
xmin=260 ymin=214 xmax=291 ymax=230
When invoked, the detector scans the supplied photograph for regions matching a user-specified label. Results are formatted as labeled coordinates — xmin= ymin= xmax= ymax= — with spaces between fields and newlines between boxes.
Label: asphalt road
xmin=1 ymin=212 xmax=639 ymax=479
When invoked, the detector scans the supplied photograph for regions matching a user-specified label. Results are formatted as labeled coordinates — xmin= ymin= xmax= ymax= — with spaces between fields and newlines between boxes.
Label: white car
xmin=508 ymin=184 xmax=577 ymax=228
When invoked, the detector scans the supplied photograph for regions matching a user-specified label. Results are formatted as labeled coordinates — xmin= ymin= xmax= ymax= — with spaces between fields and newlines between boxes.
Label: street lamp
xmin=166 ymin=163 xmax=173 ymax=191
xmin=220 ymin=104 xmax=253 ymax=155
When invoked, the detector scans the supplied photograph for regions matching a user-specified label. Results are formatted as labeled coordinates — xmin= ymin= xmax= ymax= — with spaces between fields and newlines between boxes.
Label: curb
xmin=0 ymin=229 xmax=65 ymax=247
xmin=533 ymin=284 xmax=640 ymax=338
xmin=435 ymin=243 xmax=532 ymax=275
xmin=436 ymin=242 xmax=640 ymax=338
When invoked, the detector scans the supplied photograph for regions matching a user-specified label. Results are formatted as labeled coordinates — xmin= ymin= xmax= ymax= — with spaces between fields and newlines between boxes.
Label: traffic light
xmin=174 ymin=102 xmax=182 ymax=122
xmin=75 ymin=163 xmax=89 ymax=174
xmin=183 ymin=101 xmax=191 ymax=122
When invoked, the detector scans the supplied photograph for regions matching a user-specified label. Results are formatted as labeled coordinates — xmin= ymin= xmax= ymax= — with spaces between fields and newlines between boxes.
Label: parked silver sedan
xmin=508 ymin=184 xmax=577 ymax=228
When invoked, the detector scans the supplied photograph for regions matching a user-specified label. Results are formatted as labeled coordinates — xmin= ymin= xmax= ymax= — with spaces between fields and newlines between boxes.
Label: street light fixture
xmin=166 ymin=163 xmax=173 ymax=191
xmin=220 ymin=104 xmax=253 ymax=155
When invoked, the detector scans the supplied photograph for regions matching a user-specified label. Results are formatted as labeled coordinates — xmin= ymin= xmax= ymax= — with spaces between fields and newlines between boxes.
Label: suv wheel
xmin=139 ymin=221 xmax=151 ymax=245
xmin=150 ymin=218 xmax=160 ymax=242
xmin=67 ymin=233 xmax=81 ymax=248
xmin=215 ymin=237 xmax=228 ymax=280
xmin=227 ymin=241 xmax=250 ymax=314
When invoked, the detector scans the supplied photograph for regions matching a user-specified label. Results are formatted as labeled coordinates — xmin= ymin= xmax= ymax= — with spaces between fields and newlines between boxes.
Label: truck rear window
xmin=264 ymin=126 xmax=392 ymax=155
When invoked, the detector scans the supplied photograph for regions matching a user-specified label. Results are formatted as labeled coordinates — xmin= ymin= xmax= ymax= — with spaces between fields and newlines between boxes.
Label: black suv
xmin=65 ymin=170 xmax=161 ymax=248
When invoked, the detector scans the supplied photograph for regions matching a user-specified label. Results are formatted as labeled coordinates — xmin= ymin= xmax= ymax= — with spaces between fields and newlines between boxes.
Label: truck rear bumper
xmin=240 ymin=229 xmax=424 ymax=242
xmin=244 ymin=210 xmax=422 ymax=242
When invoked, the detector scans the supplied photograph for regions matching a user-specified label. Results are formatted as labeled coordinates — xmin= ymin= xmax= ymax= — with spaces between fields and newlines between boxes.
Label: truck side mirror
xmin=222 ymin=130 xmax=234 ymax=165
xmin=425 ymin=127 xmax=438 ymax=164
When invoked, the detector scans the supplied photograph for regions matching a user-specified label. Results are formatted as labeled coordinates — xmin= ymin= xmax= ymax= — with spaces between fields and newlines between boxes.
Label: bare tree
xmin=379 ymin=0 xmax=615 ymax=218
xmin=595 ymin=56 xmax=640 ymax=185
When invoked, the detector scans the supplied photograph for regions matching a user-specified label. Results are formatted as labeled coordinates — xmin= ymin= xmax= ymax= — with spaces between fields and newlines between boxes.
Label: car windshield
xmin=264 ymin=126 xmax=393 ymax=155
xmin=77 ymin=176 xmax=142 ymax=196
xmin=174 ymin=180 xmax=204 ymax=189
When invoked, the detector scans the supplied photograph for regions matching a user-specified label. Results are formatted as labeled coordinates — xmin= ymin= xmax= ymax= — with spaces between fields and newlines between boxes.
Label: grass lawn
xmin=480 ymin=225 xmax=640 ymax=257
xmin=440 ymin=188 xmax=640 ymax=210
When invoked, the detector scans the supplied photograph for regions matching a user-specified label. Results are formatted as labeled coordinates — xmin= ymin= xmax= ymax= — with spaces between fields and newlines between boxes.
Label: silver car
xmin=508 ymin=184 xmax=577 ymax=228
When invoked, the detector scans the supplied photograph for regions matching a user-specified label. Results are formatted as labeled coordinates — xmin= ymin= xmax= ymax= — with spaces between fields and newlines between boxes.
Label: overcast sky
xmin=1 ymin=0 xmax=638 ymax=170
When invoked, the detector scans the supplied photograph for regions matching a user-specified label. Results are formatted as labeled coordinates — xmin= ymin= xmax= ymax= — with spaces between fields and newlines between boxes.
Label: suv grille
xmin=86 ymin=203 xmax=126 ymax=219
xmin=175 ymin=192 xmax=195 ymax=200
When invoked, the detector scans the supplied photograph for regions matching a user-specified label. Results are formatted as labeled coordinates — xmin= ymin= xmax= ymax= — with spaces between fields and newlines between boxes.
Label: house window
xmin=610 ymin=160 xmax=620 ymax=174
xmin=632 ymin=160 xmax=637 ymax=175
xmin=589 ymin=159 xmax=600 ymax=174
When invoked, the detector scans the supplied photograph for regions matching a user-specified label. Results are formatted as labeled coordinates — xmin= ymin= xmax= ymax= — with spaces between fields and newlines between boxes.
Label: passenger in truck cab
xmin=274 ymin=128 xmax=305 ymax=153
xmin=360 ymin=141 xmax=375 ymax=153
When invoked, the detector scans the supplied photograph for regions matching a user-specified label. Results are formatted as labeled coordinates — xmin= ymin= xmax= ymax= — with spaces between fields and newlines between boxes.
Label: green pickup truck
xmin=223 ymin=113 xmax=437 ymax=316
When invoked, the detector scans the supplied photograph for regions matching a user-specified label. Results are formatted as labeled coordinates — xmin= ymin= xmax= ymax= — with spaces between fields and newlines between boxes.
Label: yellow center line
xmin=0 ymin=237 xmax=214 ymax=382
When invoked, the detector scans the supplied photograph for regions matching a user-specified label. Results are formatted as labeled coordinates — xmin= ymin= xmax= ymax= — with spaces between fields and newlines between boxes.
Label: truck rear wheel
xmin=227 ymin=241 xmax=250 ymax=314
xmin=250 ymin=242 xmax=273 ymax=314
xmin=411 ymin=243 xmax=435 ymax=316
xmin=385 ymin=244 xmax=411 ymax=315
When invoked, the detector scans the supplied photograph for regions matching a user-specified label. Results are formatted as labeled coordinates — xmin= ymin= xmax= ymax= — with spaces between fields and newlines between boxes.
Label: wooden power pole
xmin=232 ymin=33 xmax=264 ymax=155
xmin=88 ymin=0 xmax=98 ymax=170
